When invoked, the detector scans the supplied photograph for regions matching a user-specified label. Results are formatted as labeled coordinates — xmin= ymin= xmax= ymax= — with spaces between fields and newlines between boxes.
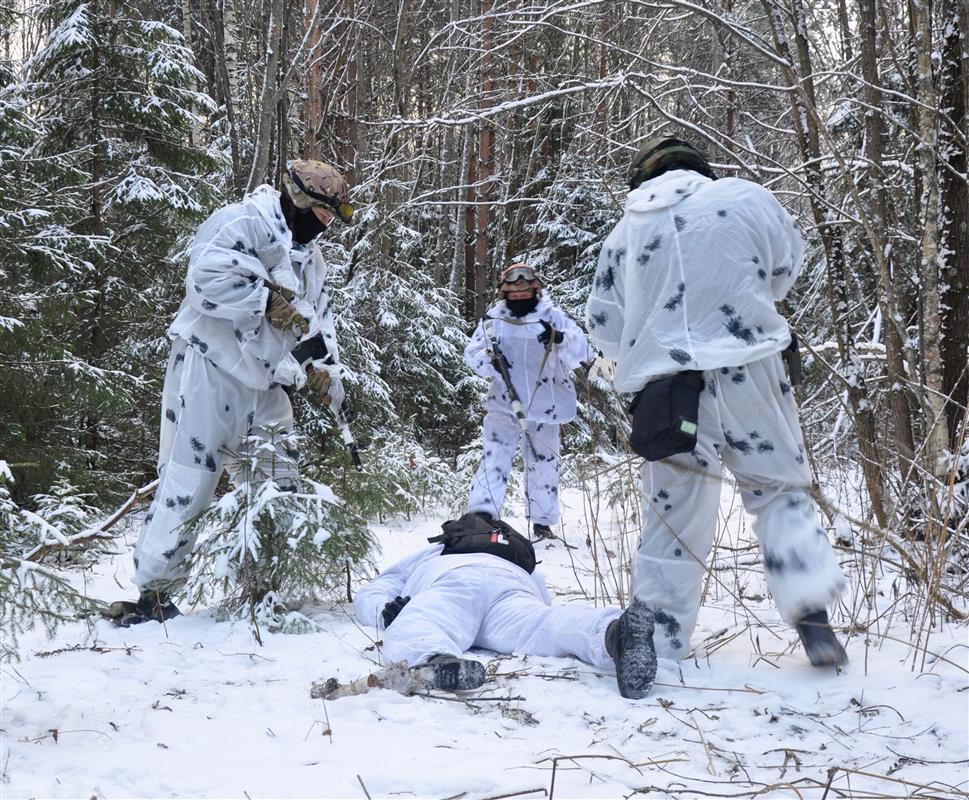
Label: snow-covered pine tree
xmin=0 ymin=9 xmax=110 ymax=656
xmin=289 ymin=207 xmax=482 ymax=521
xmin=182 ymin=430 xmax=374 ymax=639
xmin=8 ymin=0 xmax=219 ymax=500
xmin=0 ymin=462 xmax=100 ymax=661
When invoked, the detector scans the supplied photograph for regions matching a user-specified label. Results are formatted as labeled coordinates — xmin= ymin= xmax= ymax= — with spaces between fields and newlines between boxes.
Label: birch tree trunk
xmin=913 ymin=0 xmax=950 ymax=479
xmin=221 ymin=0 xmax=243 ymax=192
xmin=247 ymin=0 xmax=285 ymax=191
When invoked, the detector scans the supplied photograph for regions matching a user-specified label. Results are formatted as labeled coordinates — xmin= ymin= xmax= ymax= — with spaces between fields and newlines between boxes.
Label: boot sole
xmin=797 ymin=626 xmax=848 ymax=667
xmin=616 ymin=602 xmax=658 ymax=700
xmin=429 ymin=659 xmax=486 ymax=691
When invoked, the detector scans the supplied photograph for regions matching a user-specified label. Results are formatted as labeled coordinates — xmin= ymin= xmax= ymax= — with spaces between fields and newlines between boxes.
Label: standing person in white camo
xmin=107 ymin=160 xmax=357 ymax=626
xmin=465 ymin=264 xmax=594 ymax=541
xmin=587 ymin=137 xmax=847 ymax=678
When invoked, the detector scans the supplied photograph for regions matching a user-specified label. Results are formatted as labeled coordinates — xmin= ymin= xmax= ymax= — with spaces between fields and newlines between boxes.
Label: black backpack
xmin=428 ymin=513 xmax=536 ymax=574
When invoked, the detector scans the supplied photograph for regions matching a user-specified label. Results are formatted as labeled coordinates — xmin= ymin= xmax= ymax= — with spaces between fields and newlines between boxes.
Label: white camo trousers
xmin=133 ymin=338 xmax=299 ymax=590
xmin=633 ymin=354 xmax=846 ymax=660
xmin=382 ymin=563 xmax=620 ymax=670
xmin=467 ymin=411 xmax=561 ymax=527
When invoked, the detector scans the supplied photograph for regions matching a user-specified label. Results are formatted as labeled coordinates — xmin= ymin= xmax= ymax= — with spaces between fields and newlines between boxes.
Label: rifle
xmin=293 ymin=335 xmax=363 ymax=470
xmin=481 ymin=318 xmax=540 ymax=460
xmin=782 ymin=331 xmax=802 ymax=387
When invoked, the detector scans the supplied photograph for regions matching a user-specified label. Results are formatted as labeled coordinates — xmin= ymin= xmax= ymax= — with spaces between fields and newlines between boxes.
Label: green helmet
xmin=627 ymin=137 xmax=715 ymax=190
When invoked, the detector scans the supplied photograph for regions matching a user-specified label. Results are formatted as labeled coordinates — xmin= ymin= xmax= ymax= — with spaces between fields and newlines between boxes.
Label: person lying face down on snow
xmin=349 ymin=513 xmax=657 ymax=699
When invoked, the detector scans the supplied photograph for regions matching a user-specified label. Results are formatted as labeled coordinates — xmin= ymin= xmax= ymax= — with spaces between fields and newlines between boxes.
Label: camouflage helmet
xmin=281 ymin=159 xmax=350 ymax=212
xmin=498 ymin=262 xmax=542 ymax=298
xmin=627 ymin=137 xmax=715 ymax=190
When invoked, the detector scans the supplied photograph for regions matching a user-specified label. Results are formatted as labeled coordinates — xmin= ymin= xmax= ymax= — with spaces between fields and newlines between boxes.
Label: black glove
xmin=381 ymin=595 xmax=410 ymax=628
xmin=537 ymin=319 xmax=564 ymax=346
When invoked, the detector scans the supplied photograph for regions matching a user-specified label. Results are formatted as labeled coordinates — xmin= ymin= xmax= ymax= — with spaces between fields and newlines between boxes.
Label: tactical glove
xmin=381 ymin=595 xmax=410 ymax=628
xmin=537 ymin=319 xmax=564 ymax=346
xmin=266 ymin=284 xmax=310 ymax=336
xmin=305 ymin=363 xmax=345 ymax=412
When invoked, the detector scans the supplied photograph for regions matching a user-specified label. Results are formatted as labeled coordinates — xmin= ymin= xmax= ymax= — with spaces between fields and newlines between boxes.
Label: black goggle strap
xmin=290 ymin=171 xmax=354 ymax=222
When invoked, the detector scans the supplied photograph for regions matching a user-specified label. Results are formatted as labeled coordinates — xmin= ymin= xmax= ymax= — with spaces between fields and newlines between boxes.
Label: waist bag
xmin=428 ymin=513 xmax=536 ymax=574
xmin=628 ymin=370 xmax=705 ymax=461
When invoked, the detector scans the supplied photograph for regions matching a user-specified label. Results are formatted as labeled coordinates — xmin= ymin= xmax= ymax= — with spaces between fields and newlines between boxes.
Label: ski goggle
xmin=499 ymin=265 xmax=540 ymax=286
xmin=290 ymin=171 xmax=355 ymax=223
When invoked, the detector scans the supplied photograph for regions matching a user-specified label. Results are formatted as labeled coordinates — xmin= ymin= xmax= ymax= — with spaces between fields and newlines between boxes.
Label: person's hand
xmin=537 ymin=319 xmax=564 ymax=346
xmin=381 ymin=595 xmax=410 ymax=628
xmin=266 ymin=284 xmax=310 ymax=335
xmin=305 ymin=363 xmax=345 ymax=412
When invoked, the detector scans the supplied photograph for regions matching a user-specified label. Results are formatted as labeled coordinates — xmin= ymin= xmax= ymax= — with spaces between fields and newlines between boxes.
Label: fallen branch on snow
xmin=25 ymin=479 xmax=159 ymax=563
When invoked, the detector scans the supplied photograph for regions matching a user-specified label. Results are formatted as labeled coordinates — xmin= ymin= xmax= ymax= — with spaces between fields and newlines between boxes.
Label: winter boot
xmin=422 ymin=655 xmax=486 ymax=691
xmin=605 ymin=600 xmax=657 ymax=699
xmin=795 ymin=609 xmax=847 ymax=667
xmin=104 ymin=589 xmax=181 ymax=627
xmin=532 ymin=523 xmax=556 ymax=541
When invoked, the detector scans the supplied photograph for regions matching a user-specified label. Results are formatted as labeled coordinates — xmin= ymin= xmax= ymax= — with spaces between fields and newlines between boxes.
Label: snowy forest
xmin=2 ymin=0 xmax=968 ymax=797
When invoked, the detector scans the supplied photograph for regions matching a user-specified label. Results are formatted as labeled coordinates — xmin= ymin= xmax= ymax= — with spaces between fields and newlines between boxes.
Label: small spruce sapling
xmin=182 ymin=429 xmax=373 ymax=640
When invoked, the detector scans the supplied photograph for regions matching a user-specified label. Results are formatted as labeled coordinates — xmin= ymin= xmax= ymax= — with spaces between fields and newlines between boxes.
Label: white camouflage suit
xmin=355 ymin=546 xmax=620 ymax=670
xmin=587 ymin=169 xmax=846 ymax=660
xmin=464 ymin=296 xmax=593 ymax=527
xmin=133 ymin=186 xmax=342 ymax=590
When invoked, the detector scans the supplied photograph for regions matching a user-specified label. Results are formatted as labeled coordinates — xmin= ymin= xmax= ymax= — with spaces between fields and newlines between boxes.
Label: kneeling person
xmin=352 ymin=513 xmax=657 ymax=699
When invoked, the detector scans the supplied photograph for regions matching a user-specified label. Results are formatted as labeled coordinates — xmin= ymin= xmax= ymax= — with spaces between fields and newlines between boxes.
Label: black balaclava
xmin=280 ymin=192 xmax=329 ymax=244
xmin=505 ymin=295 xmax=539 ymax=317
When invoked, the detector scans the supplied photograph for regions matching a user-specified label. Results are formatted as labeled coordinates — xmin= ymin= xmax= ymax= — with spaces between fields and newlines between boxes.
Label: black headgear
xmin=628 ymin=137 xmax=716 ymax=189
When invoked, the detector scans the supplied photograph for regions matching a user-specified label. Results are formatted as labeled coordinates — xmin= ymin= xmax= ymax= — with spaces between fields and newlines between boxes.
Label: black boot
xmin=532 ymin=523 xmax=556 ymax=541
xmin=606 ymin=601 xmax=657 ymax=699
xmin=424 ymin=655 xmax=486 ymax=691
xmin=795 ymin=609 xmax=847 ymax=667
xmin=105 ymin=589 xmax=181 ymax=627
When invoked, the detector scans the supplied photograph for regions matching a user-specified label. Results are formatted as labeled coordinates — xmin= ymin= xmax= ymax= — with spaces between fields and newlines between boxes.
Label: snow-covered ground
xmin=3 ymin=484 xmax=968 ymax=799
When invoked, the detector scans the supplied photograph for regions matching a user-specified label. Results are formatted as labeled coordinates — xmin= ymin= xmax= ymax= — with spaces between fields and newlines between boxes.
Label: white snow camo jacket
xmin=169 ymin=185 xmax=340 ymax=391
xmin=586 ymin=170 xmax=805 ymax=393
xmin=354 ymin=545 xmax=552 ymax=629
xmin=465 ymin=296 xmax=594 ymax=423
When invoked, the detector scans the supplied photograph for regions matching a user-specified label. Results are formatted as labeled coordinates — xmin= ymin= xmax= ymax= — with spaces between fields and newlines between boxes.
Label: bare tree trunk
xmin=222 ymin=0 xmax=243 ymax=193
xmin=343 ymin=0 xmax=358 ymax=170
xmin=939 ymin=0 xmax=969 ymax=449
xmin=303 ymin=0 xmax=321 ymax=158
xmin=761 ymin=0 xmax=890 ymax=528
xmin=182 ymin=0 xmax=199 ymax=147
xmin=859 ymin=0 xmax=917 ymax=467
xmin=913 ymin=0 xmax=950 ymax=478
xmin=450 ymin=116 xmax=474 ymax=296
xmin=247 ymin=0 xmax=285 ymax=191
xmin=463 ymin=127 xmax=478 ymax=320
xmin=474 ymin=0 xmax=494 ymax=319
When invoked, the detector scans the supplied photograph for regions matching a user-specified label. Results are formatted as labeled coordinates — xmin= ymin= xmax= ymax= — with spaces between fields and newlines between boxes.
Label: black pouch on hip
xmin=628 ymin=371 xmax=705 ymax=461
